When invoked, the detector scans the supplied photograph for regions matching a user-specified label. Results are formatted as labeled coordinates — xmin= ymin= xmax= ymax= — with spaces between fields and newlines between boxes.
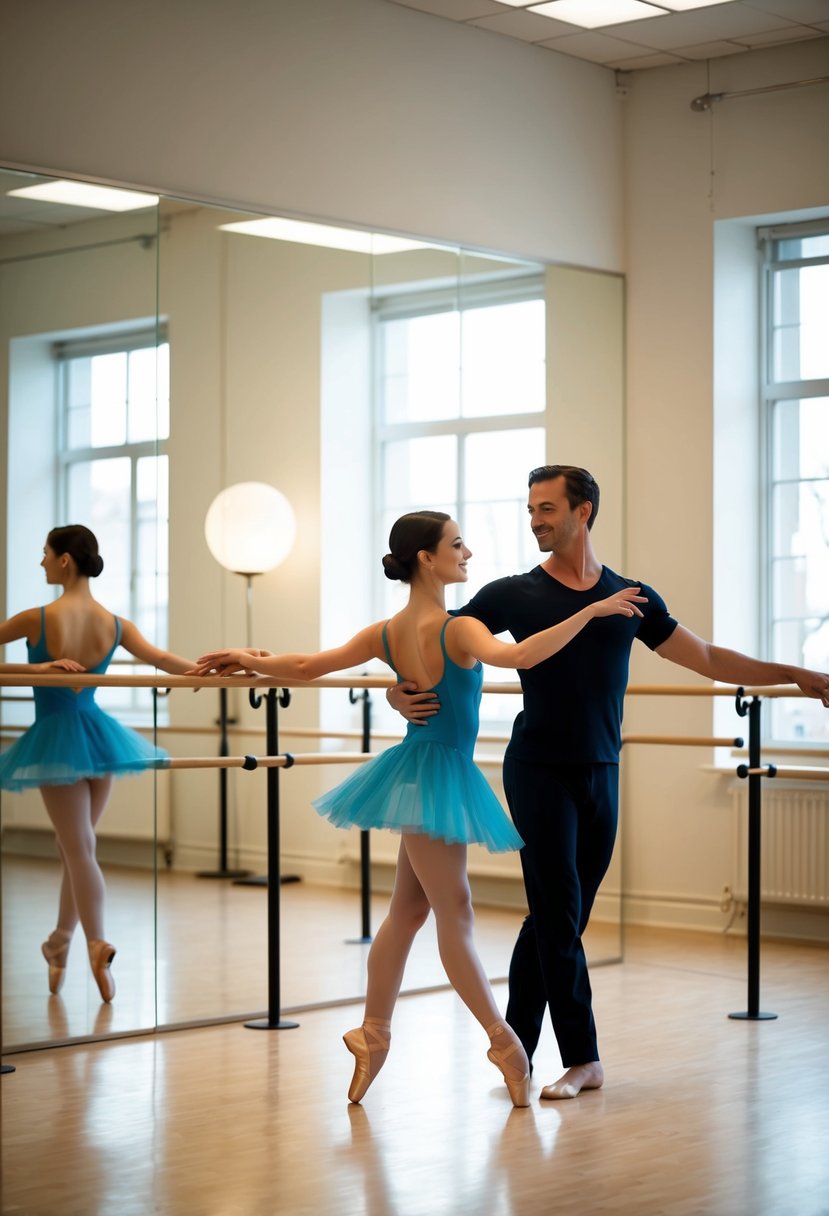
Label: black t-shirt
xmin=457 ymin=565 xmax=678 ymax=765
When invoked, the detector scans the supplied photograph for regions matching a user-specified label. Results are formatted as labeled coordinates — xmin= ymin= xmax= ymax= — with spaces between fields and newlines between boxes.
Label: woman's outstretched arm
xmin=118 ymin=619 xmax=196 ymax=675
xmin=450 ymin=587 xmax=647 ymax=670
xmin=189 ymin=622 xmax=385 ymax=682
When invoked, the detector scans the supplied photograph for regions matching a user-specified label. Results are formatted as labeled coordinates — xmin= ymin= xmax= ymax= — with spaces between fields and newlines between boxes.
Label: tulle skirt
xmin=0 ymin=705 xmax=167 ymax=791
xmin=313 ymin=738 xmax=523 ymax=854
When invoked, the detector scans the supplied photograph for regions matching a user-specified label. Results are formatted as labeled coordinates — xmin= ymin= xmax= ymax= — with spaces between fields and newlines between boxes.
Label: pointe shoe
xmin=486 ymin=1021 xmax=530 ymax=1108
xmin=342 ymin=1017 xmax=391 ymax=1104
xmin=41 ymin=930 xmax=72 ymax=995
xmin=88 ymin=939 xmax=117 ymax=1003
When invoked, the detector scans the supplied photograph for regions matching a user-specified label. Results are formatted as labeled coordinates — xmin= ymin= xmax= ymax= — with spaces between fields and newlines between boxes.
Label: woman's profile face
xmin=40 ymin=544 xmax=64 ymax=584
xmin=426 ymin=520 xmax=472 ymax=586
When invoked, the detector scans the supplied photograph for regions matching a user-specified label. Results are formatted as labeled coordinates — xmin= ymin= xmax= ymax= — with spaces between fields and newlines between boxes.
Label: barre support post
xmin=346 ymin=683 xmax=373 ymax=945
xmin=730 ymin=691 xmax=776 ymax=1022
xmin=246 ymin=688 xmax=298 ymax=1031
xmin=198 ymin=687 xmax=251 ymax=880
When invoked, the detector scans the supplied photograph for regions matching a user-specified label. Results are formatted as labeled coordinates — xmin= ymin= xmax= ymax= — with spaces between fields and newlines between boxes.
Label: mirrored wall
xmin=1 ymin=168 xmax=624 ymax=1051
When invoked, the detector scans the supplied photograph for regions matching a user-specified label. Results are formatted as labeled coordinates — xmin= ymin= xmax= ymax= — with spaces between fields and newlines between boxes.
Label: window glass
xmin=461 ymin=300 xmax=545 ymax=418
xmin=771 ymin=265 xmax=829 ymax=382
xmin=380 ymin=312 xmax=460 ymax=424
xmin=59 ymin=338 xmax=169 ymax=719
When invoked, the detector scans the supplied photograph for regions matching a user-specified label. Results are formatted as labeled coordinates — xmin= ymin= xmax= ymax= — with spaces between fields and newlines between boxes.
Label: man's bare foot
xmin=539 ymin=1061 xmax=604 ymax=1100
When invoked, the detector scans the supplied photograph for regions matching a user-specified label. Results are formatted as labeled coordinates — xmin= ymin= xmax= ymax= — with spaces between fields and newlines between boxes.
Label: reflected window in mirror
xmin=374 ymin=278 xmax=546 ymax=726
xmin=6 ymin=328 xmax=169 ymax=726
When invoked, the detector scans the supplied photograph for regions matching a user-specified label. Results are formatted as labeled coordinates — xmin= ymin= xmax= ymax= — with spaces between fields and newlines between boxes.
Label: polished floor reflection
xmin=4 ymin=926 xmax=827 ymax=1216
xmin=2 ymin=856 xmax=620 ymax=1048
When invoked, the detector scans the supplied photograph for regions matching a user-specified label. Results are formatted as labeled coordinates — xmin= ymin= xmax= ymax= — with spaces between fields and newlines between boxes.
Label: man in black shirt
xmin=390 ymin=465 xmax=829 ymax=1100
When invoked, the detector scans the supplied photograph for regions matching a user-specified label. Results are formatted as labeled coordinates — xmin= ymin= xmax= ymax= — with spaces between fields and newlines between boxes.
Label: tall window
xmin=374 ymin=278 xmax=546 ymax=721
xmin=57 ymin=331 xmax=170 ymax=718
xmin=761 ymin=222 xmax=829 ymax=744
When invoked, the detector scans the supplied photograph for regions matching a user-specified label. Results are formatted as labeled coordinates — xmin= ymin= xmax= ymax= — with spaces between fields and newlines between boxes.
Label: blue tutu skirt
xmin=313 ymin=739 xmax=523 ymax=854
xmin=0 ymin=705 xmax=168 ymax=791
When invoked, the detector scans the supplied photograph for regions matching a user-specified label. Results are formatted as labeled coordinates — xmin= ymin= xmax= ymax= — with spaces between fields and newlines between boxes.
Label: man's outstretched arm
xmin=656 ymin=625 xmax=829 ymax=706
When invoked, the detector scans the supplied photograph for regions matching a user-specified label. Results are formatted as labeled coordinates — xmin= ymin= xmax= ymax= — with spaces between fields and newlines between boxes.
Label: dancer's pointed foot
xmin=87 ymin=939 xmax=117 ymax=1003
xmin=41 ymin=929 xmax=72 ymax=995
xmin=486 ymin=1021 xmax=530 ymax=1108
xmin=343 ymin=1017 xmax=391 ymax=1104
xmin=539 ymin=1061 xmax=604 ymax=1100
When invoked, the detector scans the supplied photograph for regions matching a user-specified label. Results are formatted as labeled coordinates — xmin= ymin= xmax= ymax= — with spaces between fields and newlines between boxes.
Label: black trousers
xmin=504 ymin=758 xmax=619 ymax=1068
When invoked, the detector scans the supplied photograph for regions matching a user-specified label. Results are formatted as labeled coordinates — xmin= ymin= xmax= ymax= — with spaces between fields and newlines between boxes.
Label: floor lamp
xmin=201 ymin=481 xmax=296 ymax=881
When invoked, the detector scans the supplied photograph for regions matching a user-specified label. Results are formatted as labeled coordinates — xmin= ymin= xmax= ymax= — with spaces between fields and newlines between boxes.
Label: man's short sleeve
xmin=455 ymin=579 xmax=510 ymax=636
xmin=635 ymin=581 xmax=679 ymax=651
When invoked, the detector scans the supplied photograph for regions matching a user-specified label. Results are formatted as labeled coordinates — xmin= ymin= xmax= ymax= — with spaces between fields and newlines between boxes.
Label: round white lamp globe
xmin=204 ymin=482 xmax=296 ymax=575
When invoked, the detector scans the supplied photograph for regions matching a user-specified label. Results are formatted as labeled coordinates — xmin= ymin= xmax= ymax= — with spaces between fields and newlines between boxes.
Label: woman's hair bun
xmin=46 ymin=524 xmax=104 ymax=578
xmin=382 ymin=553 xmax=407 ymax=582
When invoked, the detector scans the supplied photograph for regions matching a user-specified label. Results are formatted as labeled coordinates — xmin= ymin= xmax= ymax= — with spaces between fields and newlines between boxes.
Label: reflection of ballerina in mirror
xmin=0 ymin=526 xmax=194 ymax=1002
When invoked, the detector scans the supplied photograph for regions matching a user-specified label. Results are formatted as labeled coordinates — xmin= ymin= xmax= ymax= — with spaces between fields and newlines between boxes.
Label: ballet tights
xmin=40 ymin=776 xmax=112 ymax=944
xmin=359 ymin=834 xmax=527 ymax=1069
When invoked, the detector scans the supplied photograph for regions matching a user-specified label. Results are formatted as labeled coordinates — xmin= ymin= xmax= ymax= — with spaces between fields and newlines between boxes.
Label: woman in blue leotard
xmin=0 ymin=526 xmax=194 ymax=1001
xmin=191 ymin=512 xmax=644 ymax=1105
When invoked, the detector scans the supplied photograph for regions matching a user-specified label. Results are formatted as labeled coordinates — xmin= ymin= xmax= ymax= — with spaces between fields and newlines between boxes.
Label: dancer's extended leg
xmin=41 ymin=779 xmax=116 ymax=1001
xmin=48 ymin=776 xmax=112 ymax=938
xmin=401 ymin=834 xmax=529 ymax=1105
xmin=343 ymin=840 xmax=430 ymax=1102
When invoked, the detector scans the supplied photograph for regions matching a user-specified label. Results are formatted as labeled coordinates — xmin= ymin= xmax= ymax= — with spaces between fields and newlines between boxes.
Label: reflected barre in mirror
xmin=1 ymin=165 xmax=625 ymax=1052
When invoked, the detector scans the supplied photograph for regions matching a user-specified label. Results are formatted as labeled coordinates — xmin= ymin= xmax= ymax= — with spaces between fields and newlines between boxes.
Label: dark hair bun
xmin=46 ymin=524 xmax=104 ymax=578
xmin=382 ymin=553 xmax=407 ymax=582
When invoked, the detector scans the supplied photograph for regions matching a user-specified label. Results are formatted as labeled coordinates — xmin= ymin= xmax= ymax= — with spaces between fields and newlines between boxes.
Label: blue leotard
xmin=312 ymin=619 xmax=523 ymax=853
xmin=0 ymin=607 xmax=167 ymax=791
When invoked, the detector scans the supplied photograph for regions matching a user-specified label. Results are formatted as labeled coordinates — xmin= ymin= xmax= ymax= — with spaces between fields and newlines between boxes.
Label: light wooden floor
xmin=3 ymin=917 xmax=828 ymax=1215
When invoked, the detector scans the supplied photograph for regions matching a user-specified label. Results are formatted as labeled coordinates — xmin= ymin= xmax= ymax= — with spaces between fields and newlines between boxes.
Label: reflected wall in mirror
xmin=2 ymin=169 xmax=625 ymax=1051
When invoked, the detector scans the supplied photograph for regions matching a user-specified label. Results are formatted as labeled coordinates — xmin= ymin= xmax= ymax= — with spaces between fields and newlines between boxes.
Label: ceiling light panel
xmin=529 ymin=0 xmax=667 ymax=25
xmin=219 ymin=217 xmax=438 ymax=255
xmin=6 ymin=181 xmax=159 ymax=211
xmin=658 ymin=0 xmax=747 ymax=8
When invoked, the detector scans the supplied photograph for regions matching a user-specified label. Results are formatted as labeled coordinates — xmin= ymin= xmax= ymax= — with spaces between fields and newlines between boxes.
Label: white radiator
xmin=734 ymin=785 xmax=829 ymax=907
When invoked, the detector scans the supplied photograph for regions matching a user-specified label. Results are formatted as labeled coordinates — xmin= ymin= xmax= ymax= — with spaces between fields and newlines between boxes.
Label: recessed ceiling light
xmin=219 ymin=217 xmax=439 ymax=255
xmin=7 ymin=180 xmax=159 ymax=211
xmin=658 ymin=0 xmax=734 ymax=8
xmin=529 ymin=0 xmax=667 ymax=28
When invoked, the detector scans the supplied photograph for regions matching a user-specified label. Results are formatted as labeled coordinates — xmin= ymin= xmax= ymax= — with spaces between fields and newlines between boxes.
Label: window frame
xmin=759 ymin=219 xmax=829 ymax=745
xmin=54 ymin=328 xmax=170 ymax=721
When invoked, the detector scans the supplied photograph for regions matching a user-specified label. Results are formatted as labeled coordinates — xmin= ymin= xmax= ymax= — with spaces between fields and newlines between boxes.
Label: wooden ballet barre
xmin=0 ymin=672 xmax=806 ymax=699
xmin=737 ymin=764 xmax=829 ymax=782
xmin=157 ymin=752 xmax=375 ymax=770
xmin=623 ymin=734 xmax=744 ymax=747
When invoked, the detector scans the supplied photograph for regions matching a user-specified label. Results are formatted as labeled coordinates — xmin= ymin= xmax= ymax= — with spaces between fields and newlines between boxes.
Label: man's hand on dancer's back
xmin=387 ymin=682 xmax=440 ymax=725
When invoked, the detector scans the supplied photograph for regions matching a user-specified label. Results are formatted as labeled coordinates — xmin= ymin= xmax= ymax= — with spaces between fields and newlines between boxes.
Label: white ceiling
xmin=385 ymin=0 xmax=829 ymax=70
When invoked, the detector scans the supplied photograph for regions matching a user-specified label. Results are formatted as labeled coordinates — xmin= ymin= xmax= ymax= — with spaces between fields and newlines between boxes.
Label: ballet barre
xmin=0 ymin=671 xmax=809 ymax=698
xmin=737 ymin=764 xmax=829 ymax=782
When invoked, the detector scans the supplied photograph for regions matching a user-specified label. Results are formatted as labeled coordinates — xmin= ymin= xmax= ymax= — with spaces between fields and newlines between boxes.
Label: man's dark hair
xmin=528 ymin=465 xmax=600 ymax=531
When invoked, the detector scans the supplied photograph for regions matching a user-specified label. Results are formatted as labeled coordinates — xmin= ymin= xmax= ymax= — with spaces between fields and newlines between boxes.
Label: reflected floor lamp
xmin=201 ymin=481 xmax=297 ymax=884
